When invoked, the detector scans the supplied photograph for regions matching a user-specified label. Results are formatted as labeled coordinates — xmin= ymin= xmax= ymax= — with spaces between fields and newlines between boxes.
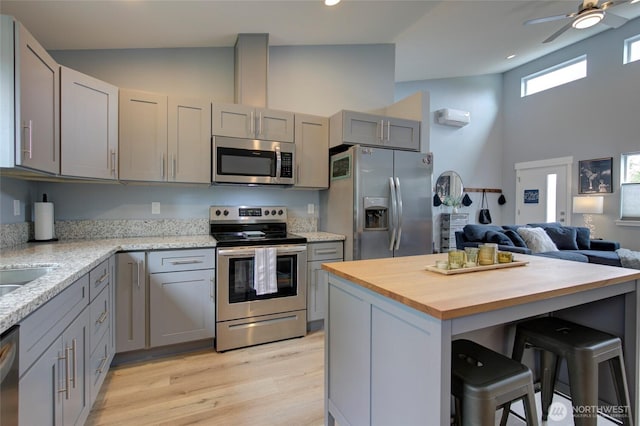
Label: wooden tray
xmin=425 ymin=260 xmax=529 ymax=275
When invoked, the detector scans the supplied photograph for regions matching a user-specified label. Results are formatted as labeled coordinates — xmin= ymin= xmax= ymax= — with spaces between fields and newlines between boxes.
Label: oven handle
xmin=217 ymin=245 xmax=307 ymax=256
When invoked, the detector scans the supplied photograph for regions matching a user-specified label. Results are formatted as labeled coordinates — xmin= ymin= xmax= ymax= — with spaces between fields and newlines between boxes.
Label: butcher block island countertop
xmin=322 ymin=252 xmax=640 ymax=320
xmin=322 ymin=252 xmax=640 ymax=426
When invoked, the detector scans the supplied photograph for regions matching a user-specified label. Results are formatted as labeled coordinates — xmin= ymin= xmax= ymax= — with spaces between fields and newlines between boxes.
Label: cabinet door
xmin=256 ymin=108 xmax=294 ymax=142
xmin=385 ymin=117 xmax=420 ymax=151
xmin=168 ymin=97 xmax=211 ymax=183
xmin=211 ymin=102 xmax=253 ymax=138
xmin=294 ymin=114 xmax=328 ymax=189
xmin=119 ymin=89 xmax=167 ymax=181
xmin=341 ymin=110 xmax=383 ymax=146
xmin=115 ymin=252 xmax=146 ymax=353
xmin=62 ymin=308 xmax=90 ymax=426
xmin=307 ymin=260 xmax=328 ymax=322
xmin=149 ymin=269 xmax=215 ymax=347
xmin=60 ymin=66 xmax=118 ymax=179
xmin=19 ymin=336 xmax=64 ymax=426
xmin=16 ymin=21 xmax=59 ymax=174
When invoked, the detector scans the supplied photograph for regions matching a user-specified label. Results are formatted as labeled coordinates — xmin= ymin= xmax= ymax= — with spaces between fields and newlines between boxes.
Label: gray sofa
xmin=454 ymin=222 xmax=621 ymax=266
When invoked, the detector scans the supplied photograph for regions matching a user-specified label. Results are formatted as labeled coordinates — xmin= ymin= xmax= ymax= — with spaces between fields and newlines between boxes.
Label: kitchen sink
xmin=0 ymin=267 xmax=54 ymax=297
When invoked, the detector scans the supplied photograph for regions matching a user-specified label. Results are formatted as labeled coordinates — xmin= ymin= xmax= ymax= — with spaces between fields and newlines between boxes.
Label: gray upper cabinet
xmin=212 ymin=102 xmax=294 ymax=142
xmin=118 ymin=89 xmax=167 ymax=182
xmin=0 ymin=16 xmax=59 ymax=174
xmin=294 ymin=113 xmax=329 ymax=189
xmin=119 ymin=90 xmax=210 ymax=183
xmin=60 ymin=66 xmax=118 ymax=180
xmin=167 ymin=97 xmax=211 ymax=184
xmin=330 ymin=110 xmax=420 ymax=152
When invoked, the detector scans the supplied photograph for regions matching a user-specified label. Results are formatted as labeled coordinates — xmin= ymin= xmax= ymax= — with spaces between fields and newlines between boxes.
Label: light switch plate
xmin=152 ymin=202 xmax=161 ymax=215
xmin=307 ymin=203 xmax=315 ymax=215
xmin=13 ymin=200 xmax=20 ymax=216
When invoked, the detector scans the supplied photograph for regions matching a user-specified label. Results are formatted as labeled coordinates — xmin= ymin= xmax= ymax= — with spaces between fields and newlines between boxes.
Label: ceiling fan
xmin=525 ymin=0 xmax=637 ymax=43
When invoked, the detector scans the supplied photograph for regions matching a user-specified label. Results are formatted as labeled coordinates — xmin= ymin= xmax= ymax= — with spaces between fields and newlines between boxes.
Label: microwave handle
xmin=275 ymin=150 xmax=282 ymax=178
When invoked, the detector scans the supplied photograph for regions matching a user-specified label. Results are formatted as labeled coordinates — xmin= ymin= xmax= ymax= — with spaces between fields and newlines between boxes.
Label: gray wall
xmin=502 ymin=18 xmax=640 ymax=250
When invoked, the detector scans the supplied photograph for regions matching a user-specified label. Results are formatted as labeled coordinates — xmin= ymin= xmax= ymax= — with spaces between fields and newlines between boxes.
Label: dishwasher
xmin=1 ymin=325 xmax=19 ymax=425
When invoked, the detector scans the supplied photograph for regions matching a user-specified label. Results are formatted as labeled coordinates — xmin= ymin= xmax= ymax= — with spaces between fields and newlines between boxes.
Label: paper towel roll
xmin=34 ymin=202 xmax=54 ymax=240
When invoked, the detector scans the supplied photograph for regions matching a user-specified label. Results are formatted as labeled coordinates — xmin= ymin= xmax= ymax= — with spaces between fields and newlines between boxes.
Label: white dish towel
xmin=254 ymin=247 xmax=278 ymax=295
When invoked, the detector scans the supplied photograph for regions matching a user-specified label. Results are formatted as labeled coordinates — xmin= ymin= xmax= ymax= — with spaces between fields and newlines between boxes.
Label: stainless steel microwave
xmin=212 ymin=136 xmax=295 ymax=185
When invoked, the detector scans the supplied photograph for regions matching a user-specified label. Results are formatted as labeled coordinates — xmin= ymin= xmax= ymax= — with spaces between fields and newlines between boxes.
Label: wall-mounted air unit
xmin=436 ymin=108 xmax=470 ymax=127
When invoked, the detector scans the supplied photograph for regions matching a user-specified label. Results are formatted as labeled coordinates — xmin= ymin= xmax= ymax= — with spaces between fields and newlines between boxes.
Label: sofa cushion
xmin=503 ymin=229 xmax=527 ymax=247
xmin=517 ymin=227 xmax=559 ymax=253
xmin=485 ymin=230 xmax=514 ymax=246
xmin=571 ymin=227 xmax=591 ymax=250
xmin=574 ymin=250 xmax=622 ymax=267
xmin=544 ymin=227 xmax=579 ymax=250
xmin=527 ymin=222 xmax=562 ymax=229
xmin=534 ymin=251 xmax=589 ymax=263
xmin=463 ymin=224 xmax=503 ymax=242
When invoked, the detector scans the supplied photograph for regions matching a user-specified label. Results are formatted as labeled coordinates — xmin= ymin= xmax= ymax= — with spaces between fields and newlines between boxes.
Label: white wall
xmin=396 ymin=75 xmax=504 ymax=250
xmin=502 ymin=18 xmax=640 ymax=250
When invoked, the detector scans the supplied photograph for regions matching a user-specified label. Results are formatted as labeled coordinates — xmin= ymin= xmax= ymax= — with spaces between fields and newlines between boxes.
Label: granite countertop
xmin=0 ymin=232 xmax=344 ymax=334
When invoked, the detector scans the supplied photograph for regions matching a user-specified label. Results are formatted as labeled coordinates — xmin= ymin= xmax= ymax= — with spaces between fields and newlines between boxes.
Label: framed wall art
xmin=579 ymin=157 xmax=613 ymax=194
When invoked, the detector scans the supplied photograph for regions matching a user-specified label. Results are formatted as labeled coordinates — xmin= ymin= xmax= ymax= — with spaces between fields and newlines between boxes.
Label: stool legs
xmin=608 ymin=353 xmax=633 ymax=426
xmin=540 ymin=350 xmax=560 ymax=421
xmin=566 ymin=354 xmax=599 ymax=426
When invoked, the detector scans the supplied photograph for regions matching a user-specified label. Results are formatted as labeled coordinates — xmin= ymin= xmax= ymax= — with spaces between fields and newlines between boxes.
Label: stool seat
xmin=501 ymin=316 xmax=633 ymax=426
xmin=452 ymin=339 xmax=538 ymax=426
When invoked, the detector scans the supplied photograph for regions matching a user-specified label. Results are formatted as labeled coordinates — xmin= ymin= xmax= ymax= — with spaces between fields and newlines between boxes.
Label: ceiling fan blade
xmin=524 ymin=13 xmax=573 ymax=25
xmin=602 ymin=11 xmax=629 ymax=27
xmin=601 ymin=0 xmax=631 ymax=10
xmin=543 ymin=21 xmax=574 ymax=43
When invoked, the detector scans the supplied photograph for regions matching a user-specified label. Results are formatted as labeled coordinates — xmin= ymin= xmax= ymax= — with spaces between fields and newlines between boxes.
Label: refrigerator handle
xmin=394 ymin=177 xmax=403 ymax=250
xmin=389 ymin=177 xmax=397 ymax=251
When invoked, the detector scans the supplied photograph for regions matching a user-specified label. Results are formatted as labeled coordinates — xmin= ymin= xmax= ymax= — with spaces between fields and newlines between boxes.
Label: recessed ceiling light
xmin=325 ymin=0 xmax=341 ymax=5
xmin=506 ymin=54 xmax=516 ymax=60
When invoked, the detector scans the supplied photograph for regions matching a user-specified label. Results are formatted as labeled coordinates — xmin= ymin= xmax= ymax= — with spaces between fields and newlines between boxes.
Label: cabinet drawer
xmin=89 ymin=258 xmax=111 ymax=301
xmin=19 ymin=274 xmax=89 ymax=377
xmin=307 ymin=241 xmax=344 ymax=262
xmin=148 ymin=249 xmax=215 ymax=273
xmin=89 ymin=284 xmax=110 ymax=353
xmin=89 ymin=328 xmax=112 ymax=405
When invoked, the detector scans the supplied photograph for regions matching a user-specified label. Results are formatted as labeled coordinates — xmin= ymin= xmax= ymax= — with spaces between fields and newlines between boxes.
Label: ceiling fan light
xmin=572 ymin=10 xmax=605 ymax=29
xmin=324 ymin=0 xmax=341 ymax=6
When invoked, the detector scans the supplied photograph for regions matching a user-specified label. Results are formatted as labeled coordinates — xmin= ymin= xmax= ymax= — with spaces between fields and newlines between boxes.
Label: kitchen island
xmin=322 ymin=253 xmax=640 ymax=426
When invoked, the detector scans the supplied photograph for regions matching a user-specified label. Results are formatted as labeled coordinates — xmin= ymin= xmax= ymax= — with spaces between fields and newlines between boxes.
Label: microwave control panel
xmin=280 ymin=152 xmax=293 ymax=178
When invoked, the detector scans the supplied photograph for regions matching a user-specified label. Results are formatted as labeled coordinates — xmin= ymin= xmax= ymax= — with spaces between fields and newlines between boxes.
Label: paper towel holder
xmin=28 ymin=193 xmax=59 ymax=243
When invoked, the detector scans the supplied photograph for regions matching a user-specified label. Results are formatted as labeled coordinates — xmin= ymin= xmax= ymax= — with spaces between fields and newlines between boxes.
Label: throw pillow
xmin=545 ymin=227 xmax=579 ymax=250
xmin=572 ymin=226 xmax=591 ymax=250
xmin=504 ymin=229 xmax=527 ymax=247
xmin=517 ymin=227 xmax=559 ymax=253
xmin=463 ymin=224 xmax=503 ymax=242
xmin=485 ymin=230 xmax=514 ymax=246
xmin=527 ymin=222 xmax=562 ymax=229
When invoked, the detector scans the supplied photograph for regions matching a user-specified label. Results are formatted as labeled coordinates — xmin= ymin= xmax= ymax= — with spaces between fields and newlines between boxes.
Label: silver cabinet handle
xmin=95 ymin=270 xmax=108 ymax=286
xmin=58 ymin=347 xmax=71 ymax=399
xmin=379 ymin=119 xmax=384 ymax=141
xmin=210 ymin=276 xmax=215 ymax=301
xmin=386 ymin=121 xmax=391 ymax=142
xmin=110 ymin=149 xmax=117 ymax=176
xmin=96 ymin=356 xmax=108 ymax=375
xmin=168 ymin=259 xmax=203 ymax=265
xmin=71 ymin=338 xmax=77 ymax=388
xmin=160 ymin=153 xmax=165 ymax=179
xmin=314 ymin=248 xmax=338 ymax=255
xmin=258 ymin=112 xmax=263 ymax=137
xmin=250 ymin=111 xmax=255 ymax=136
xmin=97 ymin=310 xmax=108 ymax=324
xmin=172 ymin=154 xmax=176 ymax=179
xmin=22 ymin=120 xmax=33 ymax=159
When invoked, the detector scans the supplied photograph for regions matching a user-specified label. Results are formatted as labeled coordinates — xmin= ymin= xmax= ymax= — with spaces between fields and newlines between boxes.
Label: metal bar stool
xmin=452 ymin=339 xmax=539 ymax=426
xmin=500 ymin=316 xmax=633 ymax=426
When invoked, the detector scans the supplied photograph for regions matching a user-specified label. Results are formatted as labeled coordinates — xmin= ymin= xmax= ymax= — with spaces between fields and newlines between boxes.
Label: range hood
xmin=234 ymin=33 xmax=269 ymax=108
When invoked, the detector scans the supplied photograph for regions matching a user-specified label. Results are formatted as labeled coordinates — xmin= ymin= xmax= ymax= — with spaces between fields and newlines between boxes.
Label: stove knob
xmin=271 ymin=209 xmax=277 ymax=216
xmin=223 ymin=210 xmax=229 ymax=216
xmin=264 ymin=210 xmax=270 ymax=215
xmin=215 ymin=209 xmax=221 ymax=216
xmin=278 ymin=209 xmax=284 ymax=216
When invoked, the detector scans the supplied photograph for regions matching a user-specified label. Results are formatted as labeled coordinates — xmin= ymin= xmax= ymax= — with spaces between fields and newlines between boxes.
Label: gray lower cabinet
xmin=148 ymin=249 xmax=215 ymax=347
xmin=18 ymin=275 xmax=90 ymax=426
xmin=115 ymin=252 xmax=146 ymax=353
xmin=307 ymin=241 xmax=344 ymax=322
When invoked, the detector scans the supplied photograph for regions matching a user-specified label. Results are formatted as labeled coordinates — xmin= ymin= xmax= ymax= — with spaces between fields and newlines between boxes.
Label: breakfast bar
xmin=322 ymin=253 xmax=640 ymax=426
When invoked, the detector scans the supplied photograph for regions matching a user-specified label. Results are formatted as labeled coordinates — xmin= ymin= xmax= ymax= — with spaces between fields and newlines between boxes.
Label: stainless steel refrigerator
xmin=320 ymin=145 xmax=433 ymax=261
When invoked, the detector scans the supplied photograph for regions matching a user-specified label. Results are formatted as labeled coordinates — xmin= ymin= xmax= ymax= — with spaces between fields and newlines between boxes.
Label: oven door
xmin=216 ymin=244 xmax=307 ymax=322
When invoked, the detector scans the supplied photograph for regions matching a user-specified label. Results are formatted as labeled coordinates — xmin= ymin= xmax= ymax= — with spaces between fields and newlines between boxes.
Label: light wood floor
xmin=86 ymin=330 xmax=324 ymax=426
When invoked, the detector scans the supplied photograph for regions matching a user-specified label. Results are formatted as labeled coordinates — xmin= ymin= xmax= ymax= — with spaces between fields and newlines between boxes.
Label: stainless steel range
xmin=211 ymin=206 xmax=307 ymax=352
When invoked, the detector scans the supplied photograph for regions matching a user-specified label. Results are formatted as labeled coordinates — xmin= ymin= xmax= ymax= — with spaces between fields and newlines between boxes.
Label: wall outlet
xmin=151 ymin=202 xmax=161 ymax=215
xmin=307 ymin=203 xmax=315 ymax=215
xmin=13 ymin=200 xmax=20 ymax=216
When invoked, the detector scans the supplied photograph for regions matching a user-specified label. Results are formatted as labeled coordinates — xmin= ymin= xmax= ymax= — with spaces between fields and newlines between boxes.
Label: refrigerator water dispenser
xmin=364 ymin=197 xmax=388 ymax=230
